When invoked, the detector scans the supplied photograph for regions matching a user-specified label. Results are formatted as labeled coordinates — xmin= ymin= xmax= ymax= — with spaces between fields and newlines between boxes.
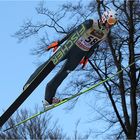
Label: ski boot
xmin=43 ymin=97 xmax=62 ymax=110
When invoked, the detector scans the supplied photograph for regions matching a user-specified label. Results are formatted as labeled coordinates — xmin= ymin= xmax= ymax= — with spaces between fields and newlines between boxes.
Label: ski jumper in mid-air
xmin=23 ymin=9 xmax=117 ymax=109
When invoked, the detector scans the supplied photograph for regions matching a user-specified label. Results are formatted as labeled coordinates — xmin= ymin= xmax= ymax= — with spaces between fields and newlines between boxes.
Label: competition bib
xmin=76 ymin=23 xmax=107 ymax=51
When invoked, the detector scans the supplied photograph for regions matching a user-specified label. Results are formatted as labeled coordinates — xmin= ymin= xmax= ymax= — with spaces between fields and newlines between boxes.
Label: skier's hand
xmin=46 ymin=41 xmax=59 ymax=52
xmin=80 ymin=57 xmax=88 ymax=69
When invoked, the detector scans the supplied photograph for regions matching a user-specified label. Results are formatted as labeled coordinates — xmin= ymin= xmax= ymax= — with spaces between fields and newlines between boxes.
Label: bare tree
xmin=0 ymin=107 xmax=92 ymax=139
xmin=73 ymin=119 xmax=91 ymax=140
xmin=13 ymin=0 xmax=140 ymax=139
xmin=0 ymin=106 xmax=67 ymax=139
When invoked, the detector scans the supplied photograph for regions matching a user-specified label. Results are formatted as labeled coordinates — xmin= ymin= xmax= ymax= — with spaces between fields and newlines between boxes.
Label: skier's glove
xmin=46 ymin=41 xmax=59 ymax=52
xmin=80 ymin=56 xmax=88 ymax=69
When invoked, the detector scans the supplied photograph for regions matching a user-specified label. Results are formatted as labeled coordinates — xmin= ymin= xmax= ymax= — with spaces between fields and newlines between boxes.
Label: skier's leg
xmin=45 ymin=59 xmax=69 ymax=104
xmin=45 ymin=46 xmax=86 ymax=104
xmin=23 ymin=53 xmax=68 ymax=90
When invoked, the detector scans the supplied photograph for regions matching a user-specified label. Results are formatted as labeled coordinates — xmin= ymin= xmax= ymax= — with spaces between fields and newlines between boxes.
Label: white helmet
xmin=101 ymin=9 xmax=117 ymax=25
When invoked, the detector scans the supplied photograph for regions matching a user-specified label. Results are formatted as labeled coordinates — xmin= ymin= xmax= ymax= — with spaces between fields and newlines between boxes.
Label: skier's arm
xmin=80 ymin=44 xmax=99 ymax=69
xmin=86 ymin=44 xmax=99 ymax=59
xmin=85 ymin=35 xmax=108 ymax=59
xmin=47 ymin=19 xmax=93 ymax=52
xmin=59 ymin=19 xmax=93 ymax=45
xmin=59 ymin=19 xmax=93 ymax=44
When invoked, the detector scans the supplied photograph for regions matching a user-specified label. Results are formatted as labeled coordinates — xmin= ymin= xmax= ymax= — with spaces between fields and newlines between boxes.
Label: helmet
xmin=101 ymin=9 xmax=117 ymax=25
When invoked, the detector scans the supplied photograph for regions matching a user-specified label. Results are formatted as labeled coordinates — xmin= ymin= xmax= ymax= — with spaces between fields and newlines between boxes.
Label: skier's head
xmin=101 ymin=9 xmax=117 ymax=28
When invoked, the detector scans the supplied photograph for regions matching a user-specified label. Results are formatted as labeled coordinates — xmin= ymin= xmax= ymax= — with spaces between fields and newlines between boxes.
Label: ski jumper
xmin=45 ymin=19 xmax=109 ymax=103
xmin=0 ymin=10 xmax=117 ymax=129
xmin=23 ymin=19 xmax=109 ymax=104
xmin=23 ymin=20 xmax=90 ymax=89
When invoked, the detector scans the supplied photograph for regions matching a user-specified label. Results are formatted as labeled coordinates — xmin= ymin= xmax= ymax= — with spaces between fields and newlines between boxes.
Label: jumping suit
xmin=23 ymin=19 xmax=109 ymax=104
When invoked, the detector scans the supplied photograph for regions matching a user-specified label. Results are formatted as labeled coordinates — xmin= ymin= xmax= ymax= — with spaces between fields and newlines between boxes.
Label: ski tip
xmin=2 ymin=126 xmax=13 ymax=132
xmin=0 ymin=121 xmax=16 ymax=132
xmin=0 ymin=127 xmax=7 ymax=133
xmin=0 ymin=127 xmax=5 ymax=133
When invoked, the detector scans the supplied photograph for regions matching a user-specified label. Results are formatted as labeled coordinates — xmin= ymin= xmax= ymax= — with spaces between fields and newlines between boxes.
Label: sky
xmin=0 ymin=1 xmax=41 ymax=112
xmin=0 ymin=1 xmax=111 ymax=139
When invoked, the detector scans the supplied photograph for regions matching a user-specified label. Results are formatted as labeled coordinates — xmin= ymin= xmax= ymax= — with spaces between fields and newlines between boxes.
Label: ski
xmin=3 ymin=61 xmax=135 ymax=132
xmin=0 ymin=23 xmax=87 ymax=128
xmin=3 ymin=77 xmax=113 ymax=132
